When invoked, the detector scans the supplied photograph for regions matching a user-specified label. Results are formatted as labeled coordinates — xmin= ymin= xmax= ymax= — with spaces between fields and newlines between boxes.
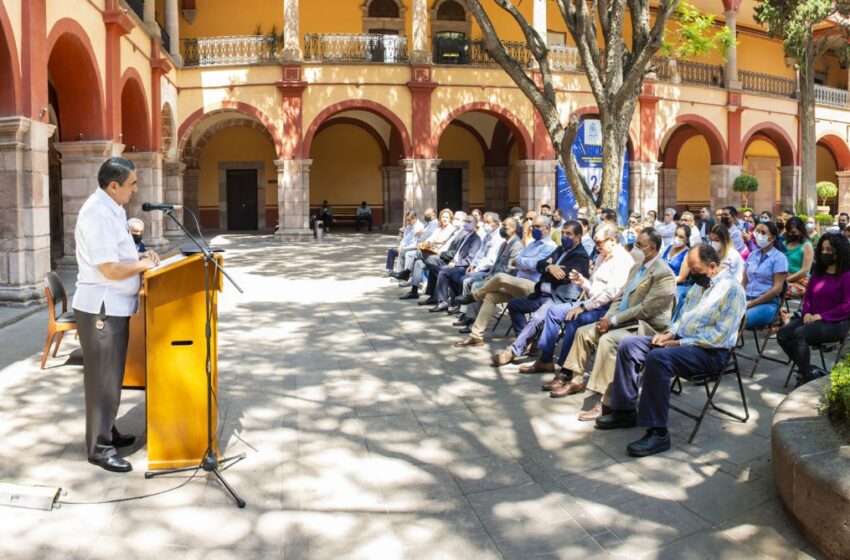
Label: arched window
xmin=361 ymin=0 xmax=405 ymax=35
xmin=437 ymin=0 xmax=466 ymax=21
xmin=368 ymin=0 xmax=399 ymax=18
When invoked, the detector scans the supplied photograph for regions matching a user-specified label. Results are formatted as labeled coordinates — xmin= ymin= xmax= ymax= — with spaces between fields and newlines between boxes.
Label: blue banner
xmin=556 ymin=119 xmax=629 ymax=226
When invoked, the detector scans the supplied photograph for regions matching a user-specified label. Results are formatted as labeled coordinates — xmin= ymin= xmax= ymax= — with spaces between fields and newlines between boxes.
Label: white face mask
xmin=483 ymin=224 xmax=494 ymax=234
xmin=806 ymin=223 xmax=816 ymax=232
xmin=711 ymin=241 xmax=722 ymax=252
xmin=671 ymin=238 xmax=685 ymax=248
xmin=755 ymin=233 xmax=771 ymax=248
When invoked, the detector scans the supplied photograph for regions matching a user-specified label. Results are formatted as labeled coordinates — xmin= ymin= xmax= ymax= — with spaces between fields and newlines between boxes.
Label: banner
xmin=556 ymin=119 xmax=629 ymax=226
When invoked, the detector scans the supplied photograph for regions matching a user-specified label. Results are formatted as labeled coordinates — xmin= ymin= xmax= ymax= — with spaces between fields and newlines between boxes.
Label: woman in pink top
xmin=777 ymin=233 xmax=850 ymax=386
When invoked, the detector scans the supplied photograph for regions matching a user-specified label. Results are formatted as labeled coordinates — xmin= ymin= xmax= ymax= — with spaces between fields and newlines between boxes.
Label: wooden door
xmin=226 ymin=169 xmax=258 ymax=230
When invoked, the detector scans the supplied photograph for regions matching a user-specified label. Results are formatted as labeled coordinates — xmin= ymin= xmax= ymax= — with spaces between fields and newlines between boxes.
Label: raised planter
xmin=772 ymin=376 xmax=850 ymax=559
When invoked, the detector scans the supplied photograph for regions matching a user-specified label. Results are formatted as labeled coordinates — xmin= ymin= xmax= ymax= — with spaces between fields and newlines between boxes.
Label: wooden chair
xmin=41 ymin=272 xmax=77 ymax=369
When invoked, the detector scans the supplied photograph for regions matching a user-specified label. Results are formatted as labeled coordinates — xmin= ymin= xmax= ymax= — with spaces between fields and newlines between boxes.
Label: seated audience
xmin=578 ymin=217 xmax=594 ymax=256
xmin=679 ymin=212 xmax=702 ymax=246
xmin=550 ymin=208 xmax=565 ymax=245
xmin=355 ymin=201 xmax=373 ymax=232
xmin=557 ymin=229 xmax=676 ymax=418
xmin=783 ymin=216 xmax=814 ymax=299
xmin=778 ymin=233 xmax=850 ymax=386
xmin=396 ymin=209 xmax=460 ymax=298
xmin=698 ymin=207 xmax=715 ymax=242
xmin=806 ymin=216 xmax=820 ymax=246
xmin=128 ymin=217 xmax=145 ymax=253
xmin=664 ymin=225 xmax=691 ymax=320
xmin=594 ymin=244 xmax=746 ymax=457
xmin=386 ymin=211 xmax=424 ymax=276
xmin=420 ymin=214 xmax=481 ymax=306
xmin=656 ymin=208 xmax=678 ymax=248
xmin=721 ymin=206 xmax=748 ymax=259
xmin=709 ymin=223 xmax=745 ymax=282
xmin=743 ymin=221 xmax=788 ymax=329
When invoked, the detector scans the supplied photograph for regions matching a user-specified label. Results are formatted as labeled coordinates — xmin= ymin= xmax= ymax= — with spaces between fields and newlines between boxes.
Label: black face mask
xmin=720 ymin=216 xmax=731 ymax=227
xmin=424 ymin=216 xmax=433 ymax=222
xmin=821 ymin=253 xmax=837 ymax=267
xmin=785 ymin=233 xmax=800 ymax=243
xmin=132 ymin=234 xmax=143 ymax=245
xmin=499 ymin=227 xmax=509 ymax=239
xmin=775 ymin=221 xmax=785 ymax=232
xmin=691 ymin=272 xmax=711 ymax=289
xmin=552 ymin=217 xmax=562 ymax=225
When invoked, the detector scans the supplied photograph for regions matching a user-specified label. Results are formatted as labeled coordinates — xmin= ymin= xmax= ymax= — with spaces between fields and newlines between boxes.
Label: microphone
xmin=141 ymin=202 xmax=182 ymax=212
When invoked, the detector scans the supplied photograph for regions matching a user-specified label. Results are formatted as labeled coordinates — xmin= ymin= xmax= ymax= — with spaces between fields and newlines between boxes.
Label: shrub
xmin=816 ymin=213 xmax=835 ymax=226
xmin=797 ymin=213 xmax=809 ymax=222
xmin=826 ymin=360 xmax=850 ymax=424
xmin=733 ymin=174 xmax=759 ymax=209
xmin=816 ymin=181 xmax=838 ymax=207
xmin=739 ymin=207 xmax=753 ymax=214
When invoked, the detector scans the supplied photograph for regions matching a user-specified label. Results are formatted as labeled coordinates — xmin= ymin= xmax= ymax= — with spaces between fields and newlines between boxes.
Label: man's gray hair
xmin=127 ymin=218 xmax=144 ymax=231
xmin=536 ymin=215 xmax=551 ymax=229
xmin=483 ymin=211 xmax=500 ymax=224
xmin=594 ymin=222 xmax=619 ymax=242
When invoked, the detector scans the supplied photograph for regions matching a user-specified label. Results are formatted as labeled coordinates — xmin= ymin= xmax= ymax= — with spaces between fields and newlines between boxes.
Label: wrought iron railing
xmin=303 ymin=34 xmax=408 ymax=64
xmin=547 ymin=44 xmax=582 ymax=72
xmin=124 ymin=0 xmax=145 ymax=20
xmin=653 ymin=58 xmax=725 ymax=87
xmin=160 ymin=24 xmax=171 ymax=55
xmin=815 ymin=84 xmax=849 ymax=108
xmin=433 ymin=37 xmax=531 ymax=67
xmin=739 ymin=70 xmax=796 ymax=98
xmin=183 ymin=35 xmax=282 ymax=67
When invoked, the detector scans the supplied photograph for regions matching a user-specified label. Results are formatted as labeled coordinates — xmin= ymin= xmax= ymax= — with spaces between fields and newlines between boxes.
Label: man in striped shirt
xmin=594 ymin=244 xmax=747 ymax=457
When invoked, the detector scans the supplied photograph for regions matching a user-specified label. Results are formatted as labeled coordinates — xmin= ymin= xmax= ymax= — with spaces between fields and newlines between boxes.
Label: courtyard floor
xmin=0 ymin=232 xmax=828 ymax=559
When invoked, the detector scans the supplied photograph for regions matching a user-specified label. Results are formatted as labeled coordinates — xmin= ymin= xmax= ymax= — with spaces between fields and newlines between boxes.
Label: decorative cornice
xmin=103 ymin=9 xmax=134 ymax=36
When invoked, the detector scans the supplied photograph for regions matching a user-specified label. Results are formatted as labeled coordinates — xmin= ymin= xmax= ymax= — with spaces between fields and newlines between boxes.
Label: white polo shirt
xmin=72 ymin=188 xmax=141 ymax=317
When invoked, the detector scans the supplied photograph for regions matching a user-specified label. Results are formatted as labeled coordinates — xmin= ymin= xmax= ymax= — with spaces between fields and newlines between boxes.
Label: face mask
xmin=821 ymin=253 xmax=836 ymax=266
xmin=759 ymin=218 xmax=770 ymax=224
xmin=690 ymin=272 xmax=711 ymax=289
xmin=806 ymin=223 xmax=816 ymax=232
xmin=132 ymin=233 xmax=143 ymax=244
xmin=463 ymin=223 xmax=474 ymax=232
xmin=483 ymin=224 xmax=494 ymax=234
xmin=552 ymin=217 xmax=562 ymax=226
xmin=785 ymin=233 xmax=800 ymax=243
xmin=531 ymin=228 xmax=544 ymax=241
xmin=424 ymin=216 xmax=433 ymax=222
xmin=711 ymin=241 xmax=722 ymax=252
xmin=626 ymin=234 xmax=636 ymax=245
xmin=720 ymin=216 xmax=731 ymax=227
xmin=776 ymin=221 xmax=785 ymax=232
xmin=499 ymin=227 xmax=509 ymax=239
xmin=671 ymin=238 xmax=685 ymax=248
xmin=561 ymin=236 xmax=575 ymax=250
xmin=755 ymin=233 xmax=771 ymax=248
xmin=594 ymin=215 xmax=601 ymax=224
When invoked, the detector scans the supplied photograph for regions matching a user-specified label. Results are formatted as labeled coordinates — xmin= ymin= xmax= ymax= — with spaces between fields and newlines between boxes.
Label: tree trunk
xmin=799 ymin=31 xmax=817 ymax=215
xmin=599 ymin=120 xmax=627 ymax=211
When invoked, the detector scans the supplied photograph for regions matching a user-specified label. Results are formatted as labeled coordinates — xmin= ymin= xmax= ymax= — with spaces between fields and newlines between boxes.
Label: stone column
xmin=0 ymin=117 xmax=54 ymax=304
xmin=402 ymin=158 xmax=440 ymax=215
xmin=533 ymin=0 xmax=547 ymax=43
xmin=382 ymin=165 xmax=405 ymax=231
xmin=183 ymin=167 xmax=200 ymax=223
xmin=165 ymin=0 xmax=182 ymax=64
xmin=142 ymin=0 xmax=160 ymax=37
xmin=275 ymin=159 xmax=312 ymax=237
xmin=780 ymin=165 xmax=802 ymax=212
xmin=484 ymin=166 xmax=510 ymax=216
xmin=837 ymin=170 xmax=850 ymax=214
xmin=53 ymin=141 xmax=124 ymax=258
xmin=658 ymin=167 xmax=679 ymax=212
xmin=411 ymin=0 xmax=430 ymax=64
xmin=724 ymin=9 xmax=741 ymax=90
xmin=125 ymin=151 xmax=167 ymax=249
xmin=709 ymin=164 xmax=742 ymax=210
xmin=517 ymin=160 xmax=558 ymax=214
xmin=629 ymin=161 xmax=661 ymax=218
xmin=163 ymin=161 xmax=186 ymax=239
xmin=282 ymin=0 xmax=302 ymax=62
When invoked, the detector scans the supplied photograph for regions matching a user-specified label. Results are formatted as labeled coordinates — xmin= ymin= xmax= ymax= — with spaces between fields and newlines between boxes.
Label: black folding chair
xmin=736 ymin=281 xmax=791 ymax=377
xmin=491 ymin=304 xmax=513 ymax=336
xmin=670 ymin=319 xmax=749 ymax=443
xmin=783 ymin=330 xmax=850 ymax=388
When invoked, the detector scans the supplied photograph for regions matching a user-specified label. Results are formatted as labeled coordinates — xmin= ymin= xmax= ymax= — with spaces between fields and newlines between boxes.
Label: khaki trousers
xmin=563 ymin=324 xmax=635 ymax=398
xmin=470 ymin=274 xmax=535 ymax=339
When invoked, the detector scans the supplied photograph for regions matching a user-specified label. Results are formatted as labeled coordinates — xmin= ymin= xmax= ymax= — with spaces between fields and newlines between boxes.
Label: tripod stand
xmin=144 ymin=209 xmax=247 ymax=508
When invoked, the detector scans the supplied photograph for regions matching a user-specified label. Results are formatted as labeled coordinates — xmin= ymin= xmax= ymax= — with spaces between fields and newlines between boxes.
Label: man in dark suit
xmin=698 ymin=207 xmax=715 ymax=242
xmin=492 ymin=221 xmax=590 ymax=366
xmin=420 ymin=214 xmax=482 ymax=307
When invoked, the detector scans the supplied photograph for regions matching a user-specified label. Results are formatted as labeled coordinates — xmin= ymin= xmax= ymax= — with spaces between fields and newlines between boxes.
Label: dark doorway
xmin=48 ymin=142 xmax=63 ymax=267
xmin=226 ymin=169 xmax=258 ymax=230
xmin=437 ymin=168 xmax=463 ymax=211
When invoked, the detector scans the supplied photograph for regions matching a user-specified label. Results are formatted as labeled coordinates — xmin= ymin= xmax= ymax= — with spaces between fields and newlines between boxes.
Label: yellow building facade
xmin=2 ymin=0 xmax=850 ymax=303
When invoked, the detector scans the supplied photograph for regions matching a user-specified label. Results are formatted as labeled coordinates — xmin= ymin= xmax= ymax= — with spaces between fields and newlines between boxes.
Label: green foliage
xmin=754 ymin=0 xmax=836 ymax=60
xmin=733 ymin=174 xmax=759 ymax=193
xmin=816 ymin=181 xmax=838 ymax=206
xmin=816 ymin=213 xmax=835 ymax=226
xmin=795 ymin=199 xmax=807 ymax=216
xmin=740 ymin=207 xmax=754 ymax=213
xmin=826 ymin=359 xmax=850 ymax=424
xmin=661 ymin=3 xmax=735 ymax=60
xmin=797 ymin=213 xmax=810 ymax=222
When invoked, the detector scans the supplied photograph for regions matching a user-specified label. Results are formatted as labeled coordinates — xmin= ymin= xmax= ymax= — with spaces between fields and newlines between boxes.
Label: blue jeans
xmin=508 ymin=294 xmax=552 ymax=355
xmin=536 ymin=302 xmax=609 ymax=365
xmin=745 ymin=296 xmax=779 ymax=329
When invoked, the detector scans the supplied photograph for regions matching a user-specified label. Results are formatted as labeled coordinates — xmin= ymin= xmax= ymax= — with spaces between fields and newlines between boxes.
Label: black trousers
xmin=776 ymin=316 xmax=850 ymax=378
xmin=75 ymin=306 xmax=130 ymax=459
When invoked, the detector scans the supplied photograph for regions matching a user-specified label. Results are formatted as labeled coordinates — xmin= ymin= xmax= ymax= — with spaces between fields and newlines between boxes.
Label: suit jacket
xmin=438 ymin=231 xmax=466 ymax=263
xmin=699 ymin=217 xmax=716 ymax=238
xmin=605 ymin=256 xmax=676 ymax=332
xmin=443 ymin=231 xmax=481 ymax=267
xmin=533 ymin=243 xmax=591 ymax=303
xmin=490 ymin=236 xmax=524 ymax=276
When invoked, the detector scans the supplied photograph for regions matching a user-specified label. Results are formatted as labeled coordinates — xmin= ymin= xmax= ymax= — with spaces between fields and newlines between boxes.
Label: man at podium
xmin=72 ymin=157 xmax=160 ymax=473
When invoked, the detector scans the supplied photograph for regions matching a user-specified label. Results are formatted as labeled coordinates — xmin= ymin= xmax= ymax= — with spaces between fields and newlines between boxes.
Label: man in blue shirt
xmin=385 ymin=211 xmax=423 ymax=275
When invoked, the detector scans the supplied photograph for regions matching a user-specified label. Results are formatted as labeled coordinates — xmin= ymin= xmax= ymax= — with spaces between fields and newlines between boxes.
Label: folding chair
xmin=783 ymin=330 xmax=850 ymax=388
xmin=736 ymin=281 xmax=791 ymax=377
xmin=491 ymin=304 xmax=513 ymax=335
xmin=670 ymin=318 xmax=749 ymax=443
xmin=41 ymin=271 xmax=77 ymax=369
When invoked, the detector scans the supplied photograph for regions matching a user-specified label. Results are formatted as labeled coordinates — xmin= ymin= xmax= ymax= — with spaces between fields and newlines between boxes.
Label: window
xmin=361 ymin=0 xmax=405 ymax=35
xmin=368 ymin=0 xmax=399 ymax=18
xmin=437 ymin=0 xmax=466 ymax=21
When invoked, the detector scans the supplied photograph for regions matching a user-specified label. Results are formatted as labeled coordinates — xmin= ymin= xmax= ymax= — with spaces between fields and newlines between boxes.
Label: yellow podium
xmin=124 ymin=253 xmax=224 ymax=470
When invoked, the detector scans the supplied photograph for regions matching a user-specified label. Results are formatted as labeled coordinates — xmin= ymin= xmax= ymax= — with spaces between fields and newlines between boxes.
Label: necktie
xmin=619 ymin=265 xmax=646 ymax=313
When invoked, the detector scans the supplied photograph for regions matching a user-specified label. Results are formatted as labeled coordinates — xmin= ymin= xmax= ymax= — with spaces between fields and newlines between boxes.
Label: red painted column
xmin=727 ymin=90 xmax=743 ymax=165
xmin=103 ymin=4 xmax=134 ymax=142
xmin=150 ymin=43 xmax=173 ymax=152
xmin=638 ymin=83 xmax=659 ymax=163
xmin=407 ymin=66 xmax=438 ymax=158
xmin=21 ymin=0 xmax=48 ymax=121
xmin=277 ymin=65 xmax=308 ymax=159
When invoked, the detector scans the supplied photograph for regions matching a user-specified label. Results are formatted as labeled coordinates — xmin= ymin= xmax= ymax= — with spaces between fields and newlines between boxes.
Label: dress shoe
xmin=429 ymin=303 xmax=449 ymax=312
xmin=594 ymin=409 xmax=637 ymax=430
xmin=458 ymin=326 xmax=472 ymax=334
xmin=578 ymin=400 xmax=611 ymax=421
xmin=112 ymin=432 xmax=136 ymax=448
xmin=454 ymin=293 xmax=476 ymax=305
xmin=518 ymin=360 xmax=556 ymax=374
xmin=399 ymin=291 xmax=419 ymax=300
xmin=389 ymin=271 xmax=405 ymax=280
xmin=454 ymin=336 xmax=484 ymax=348
xmin=492 ymin=347 xmax=516 ymax=366
xmin=541 ymin=371 xmax=570 ymax=391
xmin=88 ymin=455 xmax=132 ymax=473
xmin=447 ymin=306 xmax=461 ymax=315
xmin=452 ymin=316 xmax=470 ymax=327
xmin=627 ymin=429 xmax=671 ymax=457
xmin=418 ymin=298 xmax=437 ymax=306
xmin=550 ymin=381 xmax=587 ymax=398
xmin=398 ymin=281 xmax=412 ymax=288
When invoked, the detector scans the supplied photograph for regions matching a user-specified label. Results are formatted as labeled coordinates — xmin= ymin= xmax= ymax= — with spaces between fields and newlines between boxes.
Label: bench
xmin=310 ymin=205 xmax=385 ymax=229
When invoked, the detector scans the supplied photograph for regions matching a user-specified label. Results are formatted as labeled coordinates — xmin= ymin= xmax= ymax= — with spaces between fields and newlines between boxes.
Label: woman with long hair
xmin=783 ymin=216 xmax=814 ymax=299
xmin=742 ymin=221 xmax=788 ymax=329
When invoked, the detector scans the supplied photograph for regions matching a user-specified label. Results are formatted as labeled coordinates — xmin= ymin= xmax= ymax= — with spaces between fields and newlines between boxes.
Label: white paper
xmin=151 ymin=253 xmax=187 ymax=271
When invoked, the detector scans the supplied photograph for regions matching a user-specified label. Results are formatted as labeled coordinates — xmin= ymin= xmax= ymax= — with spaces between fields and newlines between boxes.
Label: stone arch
xmin=432 ymin=102 xmax=533 ymax=160
xmin=740 ymin=122 xmax=796 ymax=167
xmin=361 ymin=0 xmax=406 ymax=33
xmin=0 ymin=2 xmax=21 ymax=116
xmin=119 ymin=68 xmax=152 ymax=152
xmin=658 ymin=114 xmax=727 ymax=167
xmin=47 ymin=18 xmax=105 ymax=141
xmin=178 ymin=102 xmax=283 ymax=160
xmin=182 ymin=116 xmax=277 ymax=169
xmin=817 ymin=133 xmax=850 ymax=171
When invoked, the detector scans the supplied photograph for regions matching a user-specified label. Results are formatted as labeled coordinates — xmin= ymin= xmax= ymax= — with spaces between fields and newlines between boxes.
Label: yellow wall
xmin=738 ymin=32 xmax=795 ymax=79
xmin=744 ymin=139 xmax=780 ymax=200
xmin=181 ymin=0 xmax=283 ymax=39
xmin=675 ymin=135 xmax=711 ymax=202
xmin=437 ymin=123 xmax=485 ymax=205
xmin=198 ymin=126 xmax=278 ymax=207
xmin=817 ymin=144 xmax=838 ymax=183
xmin=309 ymin=123 xmax=383 ymax=206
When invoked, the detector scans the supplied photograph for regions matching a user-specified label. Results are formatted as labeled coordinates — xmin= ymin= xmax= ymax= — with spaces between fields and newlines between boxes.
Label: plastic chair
xmin=41 ymin=272 xmax=77 ymax=369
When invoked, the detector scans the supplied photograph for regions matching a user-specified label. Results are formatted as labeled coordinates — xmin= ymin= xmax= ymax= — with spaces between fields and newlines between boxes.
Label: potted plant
xmin=733 ymin=174 xmax=759 ymax=210
xmin=816 ymin=181 xmax=838 ymax=215
xmin=816 ymin=213 xmax=835 ymax=228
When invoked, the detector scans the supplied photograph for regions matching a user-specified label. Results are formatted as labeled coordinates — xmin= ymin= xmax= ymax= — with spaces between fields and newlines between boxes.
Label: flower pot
xmin=816 ymin=205 xmax=831 ymax=215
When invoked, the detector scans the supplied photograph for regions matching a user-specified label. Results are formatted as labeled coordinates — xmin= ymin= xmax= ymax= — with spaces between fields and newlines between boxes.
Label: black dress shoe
xmin=429 ymin=303 xmax=449 ymax=312
xmin=112 ymin=432 xmax=136 ymax=448
xmin=88 ymin=455 xmax=132 ymax=473
xmin=627 ymin=429 xmax=671 ymax=457
xmin=454 ymin=293 xmax=475 ymax=305
xmin=399 ymin=291 xmax=419 ymax=300
xmin=447 ymin=306 xmax=461 ymax=315
xmin=458 ymin=326 xmax=472 ymax=334
xmin=594 ymin=409 xmax=637 ymax=430
xmin=452 ymin=316 xmax=469 ymax=327
xmin=418 ymin=298 xmax=437 ymax=306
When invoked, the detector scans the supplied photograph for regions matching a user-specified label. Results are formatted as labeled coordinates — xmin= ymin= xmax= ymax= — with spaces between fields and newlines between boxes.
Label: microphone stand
xmin=143 ymin=208 xmax=247 ymax=508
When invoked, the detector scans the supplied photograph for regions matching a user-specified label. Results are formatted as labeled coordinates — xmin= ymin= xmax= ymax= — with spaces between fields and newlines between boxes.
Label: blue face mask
xmin=626 ymin=234 xmax=636 ymax=245
xmin=464 ymin=223 xmax=474 ymax=232
xmin=561 ymin=236 xmax=575 ymax=250
xmin=531 ymin=228 xmax=544 ymax=241
xmin=759 ymin=218 xmax=770 ymax=224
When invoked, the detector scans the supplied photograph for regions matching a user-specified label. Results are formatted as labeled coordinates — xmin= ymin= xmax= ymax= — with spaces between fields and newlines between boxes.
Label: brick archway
xmin=740 ymin=122 xmax=796 ymax=167
xmin=119 ymin=68 xmax=152 ymax=151
xmin=817 ymin=134 xmax=850 ymax=171
xmin=182 ymin=116 xmax=277 ymax=168
xmin=659 ymin=115 xmax=728 ymax=167
xmin=47 ymin=19 xmax=106 ymax=140
xmin=178 ymin=102 xmax=283 ymax=160
xmin=0 ymin=2 xmax=21 ymax=116
xmin=432 ymin=102 xmax=533 ymax=160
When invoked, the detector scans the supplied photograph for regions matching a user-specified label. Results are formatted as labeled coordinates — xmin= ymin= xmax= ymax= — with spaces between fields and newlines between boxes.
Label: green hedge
xmin=826 ymin=360 xmax=850 ymax=425
xmin=816 ymin=214 xmax=835 ymax=226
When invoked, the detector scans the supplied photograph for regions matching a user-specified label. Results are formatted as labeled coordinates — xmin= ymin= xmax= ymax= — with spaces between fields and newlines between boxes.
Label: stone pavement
xmin=0 ymin=232 xmax=829 ymax=559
